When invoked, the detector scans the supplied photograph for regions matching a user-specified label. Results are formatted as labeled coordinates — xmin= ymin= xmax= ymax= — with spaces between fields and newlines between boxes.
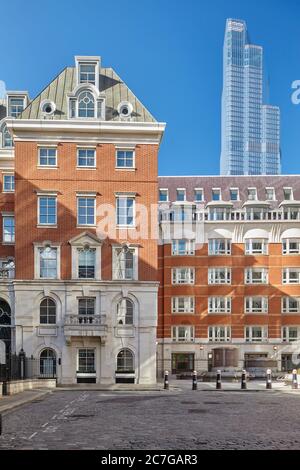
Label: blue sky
xmin=1 ymin=0 xmax=300 ymax=175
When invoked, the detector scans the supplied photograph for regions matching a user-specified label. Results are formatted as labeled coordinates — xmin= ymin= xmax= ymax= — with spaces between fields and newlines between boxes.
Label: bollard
xmin=192 ymin=370 xmax=197 ymax=390
xmin=241 ymin=370 xmax=247 ymax=390
xmin=292 ymin=369 xmax=298 ymax=390
xmin=164 ymin=370 xmax=169 ymax=390
xmin=266 ymin=368 xmax=272 ymax=389
xmin=0 ymin=414 xmax=2 ymax=436
xmin=216 ymin=370 xmax=222 ymax=390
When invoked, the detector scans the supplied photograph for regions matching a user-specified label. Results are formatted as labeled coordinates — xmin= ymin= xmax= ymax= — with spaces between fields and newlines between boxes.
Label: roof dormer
xmin=75 ymin=56 xmax=100 ymax=90
xmin=6 ymin=91 xmax=29 ymax=118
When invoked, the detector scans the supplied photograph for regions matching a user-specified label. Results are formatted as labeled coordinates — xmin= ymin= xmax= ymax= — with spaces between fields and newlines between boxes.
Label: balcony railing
xmin=64 ymin=315 xmax=108 ymax=342
xmin=64 ymin=314 xmax=106 ymax=325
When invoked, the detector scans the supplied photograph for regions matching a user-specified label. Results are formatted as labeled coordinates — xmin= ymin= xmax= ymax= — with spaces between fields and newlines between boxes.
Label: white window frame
xmin=172 ymin=268 xmax=195 ymax=285
xmin=172 ymin=239 xmax=195 ymax=256
xmin=282 ymin=239 xmax=300 ymax=255
xmin=208 ymin=268 xmax=231 ymax=285
xmin=245 ymin=297 xmax=268 ymax=313
xmin=115 ymin=149 xmax=135 ymax=169
xmin=283 ymin=187 xmax=294 ymax=201
xmin=38 ymin=195 xmax=57 ymax=226
xmin=38 ymin=147 xmax=57 ymax=167
xmin=265 ymin=187 xmax=276 ymax=201
xmin=159 ymin=189 xmax=169 ymax=202
xmin=172 ymin=297 xmax=195 ymax=314
xmin=194 ymin=188 xmax=204 ymax=202
xmin=245 ymin=239 xmax=268 ymax=255
xmin=176 ymin=188 xmax=186 ymax=202
xmin=172 ymin=326 xmax=194 ymax=343
xmin=245 ymin=326 xmax=268 ymax=343
xmin=208 ymin=239 xmax=231 ymax=255
xmin=34 ymin=243 xmax=61 ymax=280
xmin=208 ymin=326 xmax=231 ymax=342
xmin=112 ymin=246 xmax=138 ymax=281
xmin=282 ymin=297 xmax=300 ymax=313
xmin=247 ymin=187 xmax=257 ymax=201
xmin=2 ymin=215 xmax=15 ymax=244
xmin=116 ymin=194 xmax=135 ymax=228
xmin=77 ymin=195 xmax=96 ymax=227
xmin=212 ymin=188 xmax=221 ymax=201
xmin=7 ymin=95 xmax=26 ymax=118
xmin=2 ymin=174 xmax=15 ymax=193
xmin=245 ymin=268 xmax=268 ymax=284
xmin=283 ymin=268 xmax=300 ymax=284
xmin=229 ymin=188 xmax=239 ymax=201
xmin=282 ymin=326 xmax=300 ymax=343
xmin=208 ymin=297 xmax=231 ymax=313
xmin=77 ymin=147 xmax=96 ymax=168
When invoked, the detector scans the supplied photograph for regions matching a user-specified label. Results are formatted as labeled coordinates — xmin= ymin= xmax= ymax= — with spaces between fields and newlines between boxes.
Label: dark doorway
xmin=172 ymin=353 xmax=194 ymax=374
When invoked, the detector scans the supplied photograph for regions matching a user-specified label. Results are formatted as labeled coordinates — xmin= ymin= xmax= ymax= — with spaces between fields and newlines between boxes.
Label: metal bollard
xmin=192 ymin=370 xmax=197 ymax=390
xmin=292 ymin=369 xmax=298 ymax=390
xmin=266 ymin=368 xmax=272 ymax=389
xmin=241 ymin=370 xmax=247 ymax=390
xmin=164 ymin=370 xmax=169 ymax=390
xmin=216 ymin=370 xmax=222 ymax=390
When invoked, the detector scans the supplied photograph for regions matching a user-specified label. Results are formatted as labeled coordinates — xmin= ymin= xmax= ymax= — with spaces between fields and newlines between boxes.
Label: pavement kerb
xmin=0 ymin=389 xmax=52 ymax=415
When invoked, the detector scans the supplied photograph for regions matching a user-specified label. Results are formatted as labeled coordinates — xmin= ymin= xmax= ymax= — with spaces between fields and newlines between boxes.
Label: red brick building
xmin=0 ymin=56 xmax=165 ymax=385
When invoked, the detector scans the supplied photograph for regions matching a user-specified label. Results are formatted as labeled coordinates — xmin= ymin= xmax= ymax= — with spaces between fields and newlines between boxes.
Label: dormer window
xmin=1 ymin=124 xmax=13 ymax=148
xmin=283 ymin=188 xmax=293 ymax=201
xmin=68 ymin=85 xmax=105 ymax=120
xmin=79 ymin=64 xmax=96 ymax=85
xmin=212 ymin=189 xmax=221 ymax=201
xmin=176 ymin=189 xmax=186 ymax=202
xmin=78 ymin=91 xmax=95 ymax=118
xmin=8 ymin=96 xmax=25 ymax=118
xmin=75 ymin=56 xmax=100 ymax=89
xmin=247 ymin=188 xmax=257 ymax=201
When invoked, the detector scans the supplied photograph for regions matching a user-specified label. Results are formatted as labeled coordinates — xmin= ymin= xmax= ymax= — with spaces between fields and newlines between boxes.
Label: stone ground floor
xmin=1 ymin=384 xmax=300 ymax=449
xmin=157 ymin=342 xmax=300 ymax=377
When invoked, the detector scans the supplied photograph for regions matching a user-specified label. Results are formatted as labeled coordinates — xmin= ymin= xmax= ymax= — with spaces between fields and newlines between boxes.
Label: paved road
xmin=1 ymin=386 xmax=300 ymax=450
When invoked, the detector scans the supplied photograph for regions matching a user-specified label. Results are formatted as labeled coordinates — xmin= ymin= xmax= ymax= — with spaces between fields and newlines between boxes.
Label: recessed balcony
xmin=64 ymin=314 xmax=107 ymax=343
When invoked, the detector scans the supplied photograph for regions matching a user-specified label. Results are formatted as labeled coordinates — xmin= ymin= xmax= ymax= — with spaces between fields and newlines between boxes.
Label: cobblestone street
xmin=1 ymin=384 xmax=300 ymax=450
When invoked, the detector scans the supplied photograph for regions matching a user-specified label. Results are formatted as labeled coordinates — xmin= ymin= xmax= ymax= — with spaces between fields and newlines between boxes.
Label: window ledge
xmin=76 ymin=167 xmax=97 ymax=170
xmin=115 ymin=167 xmax=136 ymax=171
xmin=37 ymin=225 xmax=57 ymax=229
xmin=116 ymin=225 xmax=136 ymax=230
xmin=37 ymin=166 xmax=58 ymax=169
xmin=2 ymin=242 xmax=15 ymax=245
xmin=76 ymin=224 xmax=96 ymax=228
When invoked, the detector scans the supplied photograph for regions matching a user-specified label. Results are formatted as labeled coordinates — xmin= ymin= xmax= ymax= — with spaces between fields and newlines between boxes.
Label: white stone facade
xmin=2 ymin=280 xmax=158 ymax=385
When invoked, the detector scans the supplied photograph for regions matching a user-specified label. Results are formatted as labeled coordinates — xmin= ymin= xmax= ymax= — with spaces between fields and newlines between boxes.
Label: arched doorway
xmin=40 ymin=348 xmax=57 ymax=378
xmin=116 ymin=348 xmax=135 ymax=384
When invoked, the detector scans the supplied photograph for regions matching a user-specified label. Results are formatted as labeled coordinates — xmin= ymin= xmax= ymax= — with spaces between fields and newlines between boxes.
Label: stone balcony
xmin=64 ymin=314 xmax=108 ymax=344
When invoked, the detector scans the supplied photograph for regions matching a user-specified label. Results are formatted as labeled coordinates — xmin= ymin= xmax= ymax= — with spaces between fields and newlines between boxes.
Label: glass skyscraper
xmin=220 ymin=19 xmax=281 ymax=175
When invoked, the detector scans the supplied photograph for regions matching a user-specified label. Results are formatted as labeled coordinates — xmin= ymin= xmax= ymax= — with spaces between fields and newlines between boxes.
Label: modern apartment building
xmin=158 ymin=176 xmax=300 ymax=376
xmin=0 ymin=56 xmax=165 ymax=385
xmin=220 ymin=19 xmax=281 ymax=176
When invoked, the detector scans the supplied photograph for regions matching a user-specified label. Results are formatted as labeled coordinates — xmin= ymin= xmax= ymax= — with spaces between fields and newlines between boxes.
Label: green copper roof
xmin=20 ymin=66 xmax=156 ymax=122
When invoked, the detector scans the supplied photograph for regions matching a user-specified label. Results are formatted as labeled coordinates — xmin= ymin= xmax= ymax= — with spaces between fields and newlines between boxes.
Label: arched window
xmin=117 ymin=348 xmax=134 ymax=372
xmin=40 ymin=298 xmax=56 ymax=324
xmin=2 ymin=125 xmax=13 ymax=148
xmin=78 ymin=91 xmax=95 ymax=118
xmin=40 ymin=348 xmax=56 ymax=377
xmin=117 ymin=299 xmax=134 ymax=325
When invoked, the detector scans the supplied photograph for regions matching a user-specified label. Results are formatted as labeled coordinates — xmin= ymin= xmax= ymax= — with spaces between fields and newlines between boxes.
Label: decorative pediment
xmin=68 ymin=231 xmax=102 ymax=247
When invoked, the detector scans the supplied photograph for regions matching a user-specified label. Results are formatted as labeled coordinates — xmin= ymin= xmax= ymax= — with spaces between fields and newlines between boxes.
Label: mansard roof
xmin=19 ymin=66 xmax=156 ymax=123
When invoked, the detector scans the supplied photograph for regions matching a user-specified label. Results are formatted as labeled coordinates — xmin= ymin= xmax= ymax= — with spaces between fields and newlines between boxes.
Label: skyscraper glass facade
xmin=220 ymin=19 xmax=281 ymax=175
